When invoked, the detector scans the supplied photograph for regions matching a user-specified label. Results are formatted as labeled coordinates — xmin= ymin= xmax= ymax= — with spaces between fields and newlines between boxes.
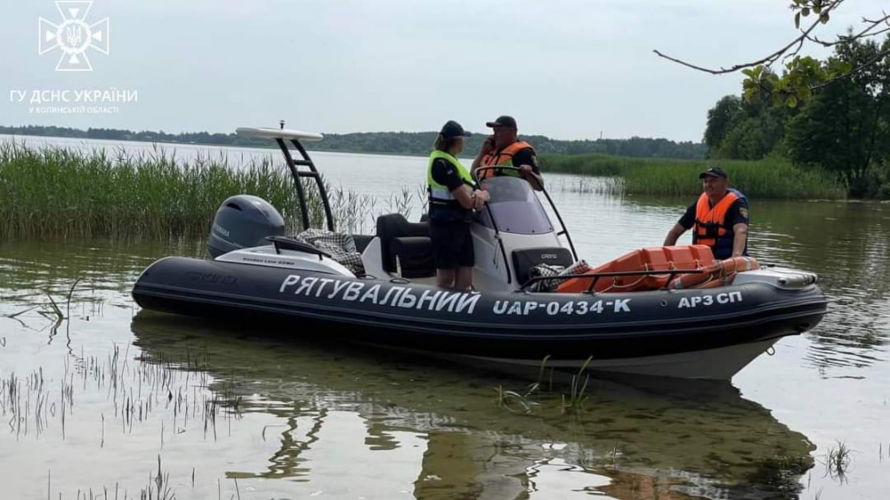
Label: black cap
xmin=699 ymin=166 xmax=728 ymax=179
xmin=485 ymin=115 xmax=517 ymax=129
xmin=440 ymin=120 xmax=472 ymax=139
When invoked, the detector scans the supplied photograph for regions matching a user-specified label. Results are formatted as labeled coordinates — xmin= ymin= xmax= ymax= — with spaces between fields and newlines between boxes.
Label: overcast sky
xmin=0 ymin=0 xmax=884 ymax=142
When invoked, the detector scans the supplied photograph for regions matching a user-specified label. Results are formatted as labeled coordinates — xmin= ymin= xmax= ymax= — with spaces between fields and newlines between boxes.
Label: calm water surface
xmin=1 ymin=137 xmax=889 ymax=499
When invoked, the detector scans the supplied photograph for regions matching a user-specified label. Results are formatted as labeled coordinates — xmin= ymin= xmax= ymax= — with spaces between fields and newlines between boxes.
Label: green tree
xmin=785 ymin=37 xmax=890 ymax=197
xmin=716 ymin=106 xmax=791 ymax=160
xmin=704 ymin=96 xmax=743 ymax=153
xmin=706 ymin=69 xmax=794 ymax=160
xmin=715 ymin=114 xmax=785 ymax=160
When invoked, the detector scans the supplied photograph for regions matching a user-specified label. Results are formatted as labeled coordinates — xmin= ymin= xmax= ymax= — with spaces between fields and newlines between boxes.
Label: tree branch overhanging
xmin=652 ymin=0 xmax=890 ymax=76
xmin=806 ymin=12 xmax=890 ymax=47
xmin=809 ymin=46 xmax=890 ymax=90
xmin=652 ymin=8 xmax=832 ymax=75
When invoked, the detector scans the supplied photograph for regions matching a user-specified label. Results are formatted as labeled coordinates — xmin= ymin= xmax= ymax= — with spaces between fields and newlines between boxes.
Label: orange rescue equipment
xmin=668 ymin=256 xmax=760 ymax=290
xmin=694 ymin=191 xmax=739 ymax=247
xmin=477 ymin=141 xmax=535 ymax=179
xmin=556 ymin=245 xmax=716 ymax=294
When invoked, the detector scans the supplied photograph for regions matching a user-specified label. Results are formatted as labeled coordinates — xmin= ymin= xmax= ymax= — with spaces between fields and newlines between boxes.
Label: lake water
xmin=1 ymin=136 xmax=889 ymax=499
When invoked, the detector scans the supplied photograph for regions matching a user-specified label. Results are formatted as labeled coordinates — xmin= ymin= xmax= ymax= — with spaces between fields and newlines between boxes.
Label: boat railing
xmin=519 ymin=268 xmax=707 ymax=293
xmin=275 ymin=137 xmax=335 ymax=232
xmin=236 ymin=124 xmax=335 ymax=232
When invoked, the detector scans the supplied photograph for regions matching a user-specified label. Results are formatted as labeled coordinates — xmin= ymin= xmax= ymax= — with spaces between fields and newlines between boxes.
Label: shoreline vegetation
xmin=540 ymin=154 xmax=846 ymax=199
xmin=0 ymin=141 xmax=846 ymax=240
xmin=0 ymin=141 xmax=409 ymax=240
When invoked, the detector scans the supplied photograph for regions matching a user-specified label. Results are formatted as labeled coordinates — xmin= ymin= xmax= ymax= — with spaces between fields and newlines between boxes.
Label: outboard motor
xmin=207 ymin=195 xmax=285 ymax=258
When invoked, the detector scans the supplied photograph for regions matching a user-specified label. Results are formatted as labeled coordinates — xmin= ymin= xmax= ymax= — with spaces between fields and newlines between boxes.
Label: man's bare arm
xmin=731 ymin=223 xmax=748 ymax=257
xmin=664 ymin=224 xmax=687 ymax=246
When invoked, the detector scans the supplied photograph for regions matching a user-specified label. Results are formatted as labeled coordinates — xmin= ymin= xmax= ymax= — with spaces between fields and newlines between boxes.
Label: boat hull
xmin=457 ymin=339 xmax=779 ymax=379
xmin=132 ymin=257 xmax=827 ymax=380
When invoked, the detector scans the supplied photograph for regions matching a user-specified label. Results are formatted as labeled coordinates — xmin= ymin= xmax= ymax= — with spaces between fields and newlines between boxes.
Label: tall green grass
xmin=0 ymin=142 xmax=357 ymax=240
xmin=541 ymin=154 xmax=846 ymax=199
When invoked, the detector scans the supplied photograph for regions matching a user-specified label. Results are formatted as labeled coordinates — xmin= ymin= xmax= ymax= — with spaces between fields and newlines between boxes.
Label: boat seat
xmin=376 ymin=214 xmax=434 ymax=278
xmin=389 ymin=237 xmax=435 ymax=278
xmin=352 ymin=234 xmax=374 ymax=254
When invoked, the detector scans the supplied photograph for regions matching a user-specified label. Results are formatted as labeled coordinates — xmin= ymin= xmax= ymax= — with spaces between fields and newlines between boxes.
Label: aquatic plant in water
xmin=824 ymin=440 xmax=853 ymax=483
xmin=493 ymin=355 xmax=550 ymax=414
xmin=561 ymin=356 xmax=593 ymax=415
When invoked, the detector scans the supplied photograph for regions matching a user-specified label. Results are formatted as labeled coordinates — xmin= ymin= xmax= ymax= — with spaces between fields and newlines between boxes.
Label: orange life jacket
xmin=478 ymin=141 xmax=534 ymax=179
xmin=693 ymin=191 xmax=739 ymax=249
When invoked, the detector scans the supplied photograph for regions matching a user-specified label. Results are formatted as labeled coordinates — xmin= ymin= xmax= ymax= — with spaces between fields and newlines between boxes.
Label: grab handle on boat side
xmin=776 ymin=274 xmax=818 ymax=288
xmin=266 ymin=236 xmax=331 ymax=261
xmin=519 ymin=269 xmax=706 ymax=293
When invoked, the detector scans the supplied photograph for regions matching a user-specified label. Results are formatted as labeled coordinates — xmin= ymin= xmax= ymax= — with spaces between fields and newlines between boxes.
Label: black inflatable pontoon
xmin=132 ymin=125 xmax=827 ymax=380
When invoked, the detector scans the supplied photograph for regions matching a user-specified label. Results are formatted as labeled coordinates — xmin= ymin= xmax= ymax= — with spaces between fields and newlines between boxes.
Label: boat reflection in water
xmin=131 ymin=312 xmax=815 ymax=499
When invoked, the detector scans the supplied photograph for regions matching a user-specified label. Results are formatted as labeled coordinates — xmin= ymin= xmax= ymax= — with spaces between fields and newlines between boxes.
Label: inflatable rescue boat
xmin=132 ymin=126 xmax=828 ymax=380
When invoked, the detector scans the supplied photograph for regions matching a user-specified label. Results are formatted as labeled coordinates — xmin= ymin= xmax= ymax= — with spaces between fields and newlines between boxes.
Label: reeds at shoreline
xmin=541 ymin=154 xmax=846 ymax=199
xmin=0 ymin=142 xmax=404 ymax=240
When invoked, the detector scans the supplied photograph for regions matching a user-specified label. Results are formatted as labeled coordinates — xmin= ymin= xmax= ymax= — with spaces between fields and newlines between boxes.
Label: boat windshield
xmin=476 ymin=176 xmax=554 ymax=234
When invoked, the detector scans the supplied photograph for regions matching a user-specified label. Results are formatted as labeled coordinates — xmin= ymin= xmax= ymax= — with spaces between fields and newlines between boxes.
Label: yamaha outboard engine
xmin=207 ymin=195 xmax=285 ymax=258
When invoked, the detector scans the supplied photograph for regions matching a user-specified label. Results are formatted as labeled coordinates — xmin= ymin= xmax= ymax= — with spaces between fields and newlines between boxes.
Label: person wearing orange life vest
xmin=471 ymin=115 xmax=544 ymax=191
xmin=663 ymin=166 xmax=749 ymax=260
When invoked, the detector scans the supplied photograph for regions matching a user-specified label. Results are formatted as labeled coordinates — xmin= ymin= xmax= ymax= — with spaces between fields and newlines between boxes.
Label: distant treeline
xmin=0 ymin=125 xmax=707 ymax=160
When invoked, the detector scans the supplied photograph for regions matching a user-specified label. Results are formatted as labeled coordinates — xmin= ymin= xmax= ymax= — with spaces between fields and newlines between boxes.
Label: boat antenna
xmin=280 ymin=120 xmax=285 ymax=130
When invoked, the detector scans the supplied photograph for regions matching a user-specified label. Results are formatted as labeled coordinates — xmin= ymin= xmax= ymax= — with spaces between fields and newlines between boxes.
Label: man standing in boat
xmin=663 ymin=167 xmax=749 ymax=259
xmin=471 ymin=115 xmax=544 ymax=191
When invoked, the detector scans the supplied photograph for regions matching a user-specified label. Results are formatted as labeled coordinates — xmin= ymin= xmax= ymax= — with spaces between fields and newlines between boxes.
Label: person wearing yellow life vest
xmin=428 ymin=120 xmax=490 ymax=290
xmin=471 ymin=115 xmax=544 ymax=191
xmin=663 ymin=166 xmax=749 ymax=260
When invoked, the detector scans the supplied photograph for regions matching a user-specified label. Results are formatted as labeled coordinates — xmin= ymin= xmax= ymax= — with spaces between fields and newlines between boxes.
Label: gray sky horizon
xmin=1 ymin=0 xmax=884 ymax=143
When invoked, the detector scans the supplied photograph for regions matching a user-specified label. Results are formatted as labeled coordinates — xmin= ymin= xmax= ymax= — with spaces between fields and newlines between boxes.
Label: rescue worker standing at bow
xmin=663 ymin=167 xmax=749 ymax=259
xmin=428 ymin=120 xmax=490 ymax=290
xmin=471 ymin=115 xmax=544 ymax=191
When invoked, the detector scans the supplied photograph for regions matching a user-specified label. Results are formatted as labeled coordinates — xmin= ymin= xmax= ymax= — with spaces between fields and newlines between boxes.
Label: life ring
xmin=668 ymin=256 xmax=759 ymax=290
